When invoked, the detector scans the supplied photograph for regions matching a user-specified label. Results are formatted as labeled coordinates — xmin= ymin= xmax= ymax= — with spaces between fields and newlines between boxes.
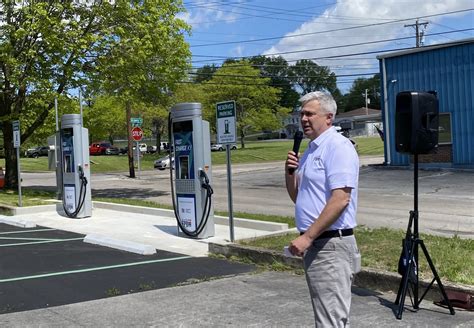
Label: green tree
xmin=343 ymin=74 xmax=381 ymax=112
xmin=83 ymin=95 xmax=126 ymax=144
xmin=289 ymin=59 xmax=339 ymax=95
xmin=202 ymin=61 xmax=285 ymax=148
xmin=0 ymin=1 xmax=190 ymax=186
xmin=191 ymin=64 xmax=219 ymax=83
xmin=249 ymin=55 xmax=299 ymax=109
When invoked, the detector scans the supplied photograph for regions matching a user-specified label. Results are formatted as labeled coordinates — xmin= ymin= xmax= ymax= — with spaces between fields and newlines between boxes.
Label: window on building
xmin=438 ymin=113 xmax=452 ymax=144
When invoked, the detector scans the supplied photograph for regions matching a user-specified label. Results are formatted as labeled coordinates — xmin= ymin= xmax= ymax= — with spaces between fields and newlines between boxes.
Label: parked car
xmin=89 ymin=142 xmax=119 ymax=155
xmin=147 ymin=145 xmax=157 ymax=154
xmin=131 ymin=143 xmax=147 ymax=154
xmin=334 ymin=126 xmax=357 ymax=149
xmin=154 ymin=154 xmax=174 ymax=170
xmin=210 ymin=143 xmax=237 ymax=151
xmin=25 ymin=146 xmax=50 ymax=158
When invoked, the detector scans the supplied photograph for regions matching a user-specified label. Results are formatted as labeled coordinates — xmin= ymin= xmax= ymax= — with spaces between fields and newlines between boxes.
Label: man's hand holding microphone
xmin=286 ymin=131 xmax=303 ymax=175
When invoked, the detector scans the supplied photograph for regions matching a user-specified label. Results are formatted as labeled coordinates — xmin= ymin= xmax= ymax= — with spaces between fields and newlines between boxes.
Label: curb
xmin=84 ymin=234 xmax=156 ymax=255
xmin=208 ymin=242 xmax=474 ymax=302
xmin=0 ymin=202 xmax=288 ymax=232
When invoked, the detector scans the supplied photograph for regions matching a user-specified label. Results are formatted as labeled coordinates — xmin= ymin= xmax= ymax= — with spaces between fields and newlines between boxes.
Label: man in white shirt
xmin=285 ymin=91 xmax=361 ymax=327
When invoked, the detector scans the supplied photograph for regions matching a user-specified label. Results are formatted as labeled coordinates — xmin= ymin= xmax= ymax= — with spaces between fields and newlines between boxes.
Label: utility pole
xmin=365 ymin=89 xmax=369 ymax=115
xmin=405 ymin=19 xmax=429 ymax=47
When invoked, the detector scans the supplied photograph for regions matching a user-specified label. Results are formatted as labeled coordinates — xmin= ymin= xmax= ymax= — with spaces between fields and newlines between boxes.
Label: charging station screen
xmin=179 ymin=156 xmax=190 ymax=179
xmin=61 ymin=128 xmax=75 ymax=173
xmin=173 ymin=120 xmax=194 ymax=180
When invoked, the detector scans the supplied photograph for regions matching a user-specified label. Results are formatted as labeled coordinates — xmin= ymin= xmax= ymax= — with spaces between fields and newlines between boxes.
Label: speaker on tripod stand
xmin=394 ymin=91 xmax=455 ymax=319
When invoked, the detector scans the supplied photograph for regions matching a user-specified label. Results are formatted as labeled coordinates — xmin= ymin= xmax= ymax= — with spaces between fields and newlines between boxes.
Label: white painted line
xmin=0 ymin=228 xmax=56 ymax=235
xmin=84 ymin=234 xmax=156 ymax=255
xmin=0 ymin=238 xmax=83 ymax=248
xmin=0 ymin=256 xmax=192 ymax=283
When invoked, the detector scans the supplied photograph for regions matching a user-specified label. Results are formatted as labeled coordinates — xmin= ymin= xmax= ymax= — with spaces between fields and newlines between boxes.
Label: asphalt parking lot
xmin=0 ymin=223 xmax=255 ymax=314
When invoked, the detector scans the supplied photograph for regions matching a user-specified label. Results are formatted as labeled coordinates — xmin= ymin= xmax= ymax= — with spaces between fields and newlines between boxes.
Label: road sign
xmin=131 ymin=127 xmax=143 ymax=141
xmin=12 ymin=120 xmax=20 ymax=148
xmin=130 ymin=117 xmax=143 ymax=127
xmin=216 ymin=101 xmax=236 ymax=144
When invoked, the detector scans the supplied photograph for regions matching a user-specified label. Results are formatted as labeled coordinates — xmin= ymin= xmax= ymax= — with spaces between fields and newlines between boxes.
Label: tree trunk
xmin=2 ymin=122 xmax=19 ymax=189
xmin=126 ymin=101 xmax=135 ymax=178
xmin=240 ymin=128 xmax=245 ymax=149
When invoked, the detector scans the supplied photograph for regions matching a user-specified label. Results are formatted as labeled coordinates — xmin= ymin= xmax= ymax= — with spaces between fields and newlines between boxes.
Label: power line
xmin=191 ymin=28 xmax=473 ymax=61
xmin=191 ymin=30 xmax=474 ymax=65
xmin=190 ymin=38 xmax=474 ymax=68
xmin=187 ymin=71 xmax=378 ymax=79
xmin=190 ymin=8 xmax=473 ymax=48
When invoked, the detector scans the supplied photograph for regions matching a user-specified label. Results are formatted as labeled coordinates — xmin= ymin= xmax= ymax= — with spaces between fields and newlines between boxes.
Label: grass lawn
xmin=0 ymin=137 xmax=383 ymax=172
xmin=240 ymin=227 xmax=474 ymax=286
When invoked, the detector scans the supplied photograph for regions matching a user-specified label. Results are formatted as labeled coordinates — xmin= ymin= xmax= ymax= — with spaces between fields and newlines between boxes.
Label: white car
xmin=132 ymin=143 xmax=148 ymax=153
xmin=154 ymin=155 xmax=174 ymax=170
xmin=210 ymin=143 xmax=237 ymax=151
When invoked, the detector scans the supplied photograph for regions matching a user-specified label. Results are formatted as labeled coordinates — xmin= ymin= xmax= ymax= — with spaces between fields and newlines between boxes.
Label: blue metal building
xmin=378 ymin=38 xmax=474 ymax=168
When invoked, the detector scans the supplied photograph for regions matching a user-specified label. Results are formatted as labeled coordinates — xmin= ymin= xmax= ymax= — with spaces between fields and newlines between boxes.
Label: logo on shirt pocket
xmin=313 ymin=157 xmax=325 ymax=170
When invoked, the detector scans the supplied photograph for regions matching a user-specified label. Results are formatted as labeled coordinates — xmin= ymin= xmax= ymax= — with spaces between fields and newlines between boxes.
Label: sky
xmin=180 ymin=0 xmax=474 ymax=94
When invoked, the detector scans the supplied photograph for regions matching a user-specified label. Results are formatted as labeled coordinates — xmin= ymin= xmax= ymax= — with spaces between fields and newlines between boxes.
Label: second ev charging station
xmin=169 ymin=103 xmax=215 ymax=238
xmin=59 ymin=114 xmax=92 ymax=218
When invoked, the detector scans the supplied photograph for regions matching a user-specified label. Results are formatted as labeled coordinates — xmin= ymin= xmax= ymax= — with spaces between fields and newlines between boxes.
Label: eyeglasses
xmin=300 ymin=111 xmax=331 ymax=118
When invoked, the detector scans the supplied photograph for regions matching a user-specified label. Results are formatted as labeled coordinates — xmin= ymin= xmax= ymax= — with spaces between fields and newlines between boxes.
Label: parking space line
xmin=0 ymin=237 xmax=70 ymax=241
xmin=0 ymin=228 xmax=56 ymax=235
xmin=0 ymin=237 xmax=84 ymax=248
xmin=0 ymin=256 xmax=192 ymax=283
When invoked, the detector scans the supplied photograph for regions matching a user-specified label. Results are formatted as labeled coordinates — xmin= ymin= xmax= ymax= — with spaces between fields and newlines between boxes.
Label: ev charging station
xmin=58 ymin=114 xmax=92 ymax=218
xmin=169 ymin=103 xmax=215 ymax=239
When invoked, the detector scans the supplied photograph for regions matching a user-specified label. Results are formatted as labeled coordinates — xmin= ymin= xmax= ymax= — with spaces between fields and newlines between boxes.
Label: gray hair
xmin=299 ymin=91 xmax=337 ymax=117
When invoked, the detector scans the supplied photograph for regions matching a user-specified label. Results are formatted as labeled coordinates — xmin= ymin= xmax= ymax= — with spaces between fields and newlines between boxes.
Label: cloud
xmin=180 ymin=2 xmax=240 ymax=30
xmin=262 ymin=0 xmax=473 ymax=84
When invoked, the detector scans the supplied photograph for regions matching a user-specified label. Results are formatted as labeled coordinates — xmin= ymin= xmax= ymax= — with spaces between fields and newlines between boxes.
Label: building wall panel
xmin=381 ymin=41 xmax=474 ymax=168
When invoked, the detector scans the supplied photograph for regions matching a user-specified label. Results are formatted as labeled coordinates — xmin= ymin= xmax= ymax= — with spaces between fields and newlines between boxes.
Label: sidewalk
xmin=0 ymin=271 xmax=472 ymax=327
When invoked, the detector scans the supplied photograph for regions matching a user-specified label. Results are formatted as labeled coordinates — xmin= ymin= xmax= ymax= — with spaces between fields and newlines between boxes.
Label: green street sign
xmin=130 ymin=117 xmax=143 ymax=127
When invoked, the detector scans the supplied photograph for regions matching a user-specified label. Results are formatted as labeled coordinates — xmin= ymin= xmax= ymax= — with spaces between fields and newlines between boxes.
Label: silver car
xmin=154 ymin=155 xmax=174 ymax=170
xmin=210 ymin=143 xmax=237 ymax=151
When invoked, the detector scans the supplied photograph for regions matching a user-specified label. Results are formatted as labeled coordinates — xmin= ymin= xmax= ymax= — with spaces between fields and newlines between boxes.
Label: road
xmin=21 ymin=155 xmax=474 ymax=238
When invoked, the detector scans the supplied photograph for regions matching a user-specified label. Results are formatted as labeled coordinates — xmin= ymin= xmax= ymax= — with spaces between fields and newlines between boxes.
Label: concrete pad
xmin=6 ymin=204 xmax=287 ymax=257
xmin=84 ymin=233 xmax=156 ymax=255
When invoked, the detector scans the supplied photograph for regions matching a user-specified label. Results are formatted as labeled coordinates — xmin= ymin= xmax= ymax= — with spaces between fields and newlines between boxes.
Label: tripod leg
xmin=419 ymin=241 xmax=456 ymax=315
xmin=395 ymin=275 xmax=404 ymax=305
xmin=396 ymin=240 xmax=417 ymax=320
xmin=396 ymin=211 xmax=416 ymax=305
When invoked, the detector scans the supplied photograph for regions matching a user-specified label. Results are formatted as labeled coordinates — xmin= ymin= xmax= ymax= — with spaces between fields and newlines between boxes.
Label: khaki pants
xmin=303 ymin=235 xmax=360 ymax=327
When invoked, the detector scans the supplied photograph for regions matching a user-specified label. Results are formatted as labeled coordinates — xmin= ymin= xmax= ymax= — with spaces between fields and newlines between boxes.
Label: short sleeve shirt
xmin=295 ymin=127 xmax=359 ymax=232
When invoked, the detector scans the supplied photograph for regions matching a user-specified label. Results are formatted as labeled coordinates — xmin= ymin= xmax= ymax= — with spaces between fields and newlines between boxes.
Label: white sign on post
xmin=216 ymin=101 xmax=236 ymax=144
xmin=12 ymin=120 xmax=20 ymax=148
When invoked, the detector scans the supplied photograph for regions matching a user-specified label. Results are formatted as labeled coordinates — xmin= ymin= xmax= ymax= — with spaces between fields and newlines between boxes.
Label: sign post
xmin=131 ymin=126 xmax=143 ymax=178
xmin=12 ymin=120 xmax=22 ymax=207
xmin=216 ymin=101 xmax=237 ymax=242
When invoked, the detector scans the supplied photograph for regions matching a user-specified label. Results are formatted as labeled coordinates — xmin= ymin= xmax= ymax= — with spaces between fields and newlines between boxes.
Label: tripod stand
xmin=395 ymin=153 xmax=455 ymax=319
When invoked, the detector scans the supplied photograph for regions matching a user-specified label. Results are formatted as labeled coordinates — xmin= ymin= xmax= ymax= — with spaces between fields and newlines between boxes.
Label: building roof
xmin=335 ymin=107 xmax=382 ymax=124
xmin=337 ymin=107 xmax=381 ymax=118
xmin=376 ymin=38 xmax=474 ymax=60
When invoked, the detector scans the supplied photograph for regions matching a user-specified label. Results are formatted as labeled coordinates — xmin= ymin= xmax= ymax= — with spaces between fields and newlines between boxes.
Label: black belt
xmin=300 ymin=228 xmax=353 ymax=240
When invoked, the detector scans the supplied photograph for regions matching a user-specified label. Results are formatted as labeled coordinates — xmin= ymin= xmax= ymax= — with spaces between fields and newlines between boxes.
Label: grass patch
xmin=240 ymin=226 xmax=474 ymax=286
xmin=0 ymin=137 xmax=384 ymax=173
xmin=0 ymin=188 xmax=56 ymax=207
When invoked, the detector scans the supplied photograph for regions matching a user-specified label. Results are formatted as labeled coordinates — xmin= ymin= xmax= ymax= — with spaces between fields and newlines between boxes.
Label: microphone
xmin=288 ymin=131 xmax=303 ymax=175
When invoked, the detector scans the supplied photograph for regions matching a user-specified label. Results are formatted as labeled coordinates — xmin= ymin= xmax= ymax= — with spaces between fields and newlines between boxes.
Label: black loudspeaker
xmin=395 ymin=91 xmax=439 ymax=154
